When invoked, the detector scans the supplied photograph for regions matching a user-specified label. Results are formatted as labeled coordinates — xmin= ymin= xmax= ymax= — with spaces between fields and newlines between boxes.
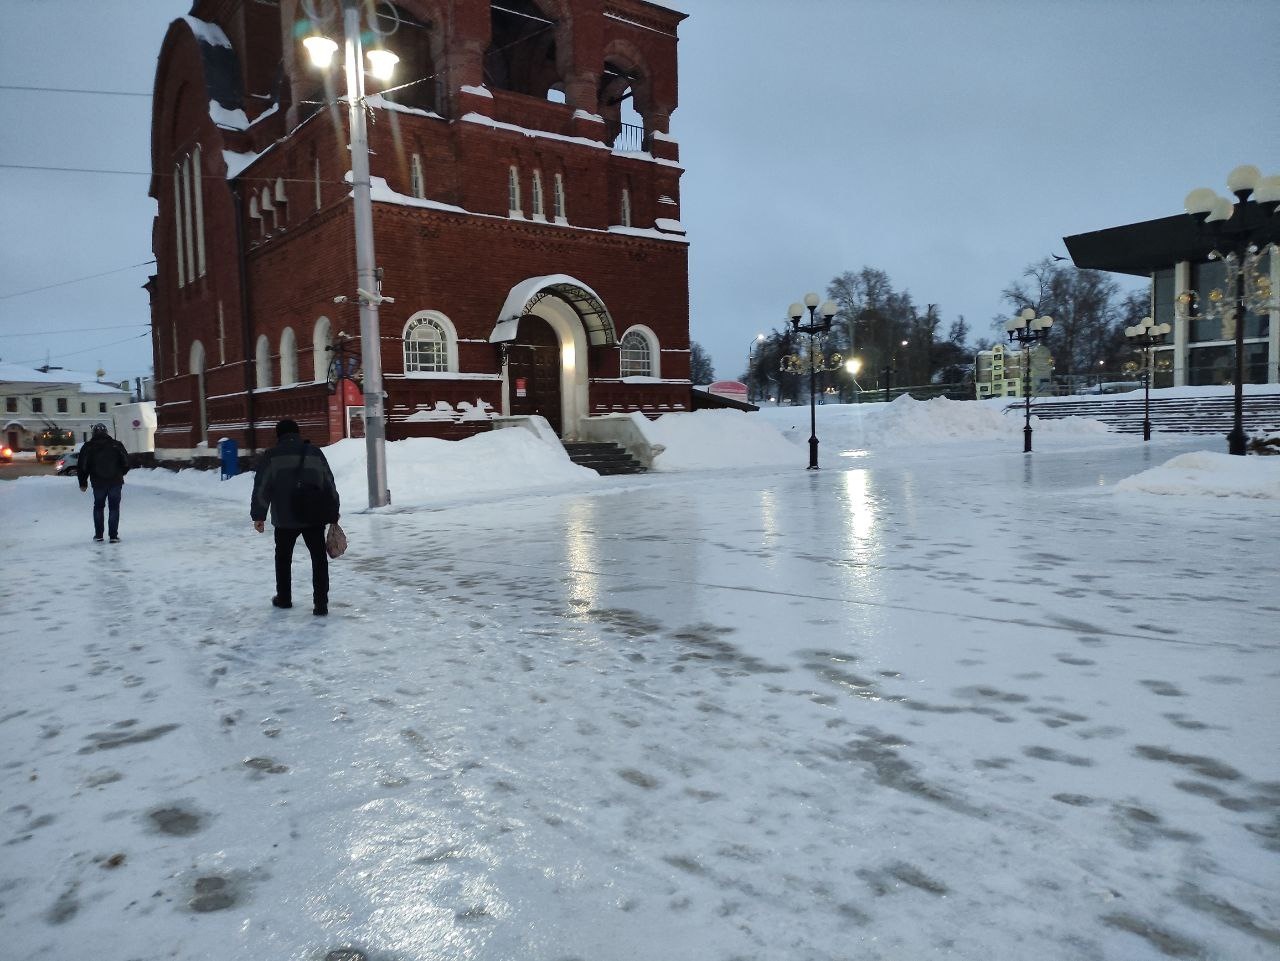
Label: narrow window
xmin=5 ymin=397 xmax=15 ymax=413
xmin=508 ymin=165 xmax=522 ymax=216
xmin=314 ymin=156 xmax=322 ymax=210
xmin=621 ymin=186 xmax=632 ymax=227
xmin=99 ymin=402 xmax=107 ymax=413
xmin=531 ymin=169 xmax=544 ymax=219
xmin=274 ymin=177 xmax=288 ymax=226
xmin=193 ymin=145 xmax=206 ymax=277
xmin=182 ymin=155 xmax=196 ymax=282
xmin=410 ymin=154 xmax=425 ymax=199
xmin=56 ymin=397 xmax=68 ymax=413
xmin=249 ymin=196 xmax=263 ymax=239
xmin=262 ymin=186 xmax=276 ymax=232
xmin=80 ymin=401 xmax=86 ymax=413
xmin=173 ymin=164 xmax=186 ymax=287
xmin=553 ymin=172 xmax=565 ymax=221
xmin=31 ymin=397 xmax=43 ymax=413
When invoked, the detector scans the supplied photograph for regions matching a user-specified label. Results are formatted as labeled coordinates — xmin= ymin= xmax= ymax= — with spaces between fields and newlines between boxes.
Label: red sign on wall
xmin=515 ymin=377 xmax=527 ymax=398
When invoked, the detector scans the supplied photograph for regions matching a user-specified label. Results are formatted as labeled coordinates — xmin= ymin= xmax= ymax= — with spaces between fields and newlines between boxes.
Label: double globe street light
xmin=781 ymin=293 xmax=840 ymax=469
xmin=1124 ymin=316 xmax=1172 ymax=442
xmin=1004 ymin=307 xmax=1053 ymax=453
xmin=1178 ymin=165 xmax=1280 ymax=456
xmin=302 ymin=0 xmax=401 ymax=507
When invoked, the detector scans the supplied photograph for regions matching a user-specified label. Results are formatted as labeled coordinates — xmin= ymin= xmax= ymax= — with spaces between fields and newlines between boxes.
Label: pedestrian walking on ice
xmin=77 ymin=423 xmax=130 ymax=543
xmin=251 ymin=418 xmax=340 ymax=616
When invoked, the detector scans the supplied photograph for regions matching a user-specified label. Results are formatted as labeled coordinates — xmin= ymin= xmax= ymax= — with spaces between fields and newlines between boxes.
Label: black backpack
xmin=289 ymin=442 xmax=338 ymax=525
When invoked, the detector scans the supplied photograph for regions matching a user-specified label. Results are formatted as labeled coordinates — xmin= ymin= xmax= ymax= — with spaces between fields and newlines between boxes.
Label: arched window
xmin=173 ymin=162 xmax=186 ymax=287
xmin=403 ymin=311 xmax=458 ymax=374
xmin=255 ymin=334 xmax=273 ymax=389
xmin=553 ymin=172 xmax=566 ymax=222
xmin=620 ymin=186 xmax=632 ymax=227
xmin=619 ymin=326 xmax=659 ymax=378
xmin=193 ymin=145 xmax=206 ymax=277
xmin=508 ymin=165 xmax=522 ymax=216
xmin=531 ymin=169 xmax=545 ymax=219
xmin=313 ymin=316 xmax=333 ymax=381
xmin=279 ymin=327 xmax=298 ymax=385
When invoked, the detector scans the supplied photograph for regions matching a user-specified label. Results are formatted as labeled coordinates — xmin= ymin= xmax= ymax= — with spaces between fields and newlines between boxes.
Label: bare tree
xmin=1000 ymin=258 xmax=1121 ymax=376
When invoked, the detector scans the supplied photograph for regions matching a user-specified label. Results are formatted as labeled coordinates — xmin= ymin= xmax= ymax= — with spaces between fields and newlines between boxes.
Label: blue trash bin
xmin=218 ymin=438 xmax=239 ymax=480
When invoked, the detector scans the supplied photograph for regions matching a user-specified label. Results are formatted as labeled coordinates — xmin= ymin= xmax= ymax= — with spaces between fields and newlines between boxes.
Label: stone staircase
xmin=1013 ymin=394 xmax=1280 ymax=435
xmin=563 ymin=441 xmax=646 ymax=475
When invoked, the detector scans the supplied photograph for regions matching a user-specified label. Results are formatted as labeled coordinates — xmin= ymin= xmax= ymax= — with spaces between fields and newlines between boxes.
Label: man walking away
xmin=251 ymin=419 xmax=340 ymax=616
xmin=77 ymin=423 xmax=130 ymax=543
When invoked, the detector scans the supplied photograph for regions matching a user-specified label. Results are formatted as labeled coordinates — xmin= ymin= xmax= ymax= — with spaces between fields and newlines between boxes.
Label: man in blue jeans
xmin=77 ymin=423 xmax=131 ymax=543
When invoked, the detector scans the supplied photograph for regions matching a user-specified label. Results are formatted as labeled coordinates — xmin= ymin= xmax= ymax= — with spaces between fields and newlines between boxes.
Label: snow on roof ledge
xmin=182 ymin=15 xmax=233 ymax=49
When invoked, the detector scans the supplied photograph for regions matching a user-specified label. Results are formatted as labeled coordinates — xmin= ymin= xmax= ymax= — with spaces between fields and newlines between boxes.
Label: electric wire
xmin=0 ymin=261 xmax=156 ymax=302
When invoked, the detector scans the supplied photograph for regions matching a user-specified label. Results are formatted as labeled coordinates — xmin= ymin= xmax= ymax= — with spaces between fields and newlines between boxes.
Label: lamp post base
xmin=1143 ymin=420 xmax=1151 ymax=442
xmin=808 ymin=436 xmax=819 ymax=470
xmin=1227 ymin=428 xmax=1248 ymax=456
xmin=1023 ymin=425 xmax=1033 ymax=453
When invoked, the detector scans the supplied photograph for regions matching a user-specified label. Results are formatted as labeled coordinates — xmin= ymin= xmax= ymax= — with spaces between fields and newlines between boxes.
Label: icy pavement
xmin=1 ymin=437 xmax=1278 ymax=961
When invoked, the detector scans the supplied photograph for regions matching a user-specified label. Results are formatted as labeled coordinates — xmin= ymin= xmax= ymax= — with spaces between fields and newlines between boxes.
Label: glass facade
xmin=1187 ymin=342 xmax=1269 ymax=386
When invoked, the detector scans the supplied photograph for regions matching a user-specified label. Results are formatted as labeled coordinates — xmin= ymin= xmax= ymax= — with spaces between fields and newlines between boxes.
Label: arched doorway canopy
xmin=490 ymin=274 xmax=617 ymax=347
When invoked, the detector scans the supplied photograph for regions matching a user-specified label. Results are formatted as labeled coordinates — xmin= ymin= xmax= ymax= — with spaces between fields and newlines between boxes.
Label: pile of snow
xmin=638 ymin=409 xmax=796 ymax=470
xmin=757 ymin=395 xmax=1111 ymax=450
xmin=127 ymin=428 xmax=598 ymax=511
xmin=1115 ymin=450 xmax=1280 ymax=499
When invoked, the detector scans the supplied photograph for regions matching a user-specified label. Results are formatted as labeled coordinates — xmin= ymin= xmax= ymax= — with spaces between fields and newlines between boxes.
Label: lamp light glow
xmin=366 ymin=47 xmax=399 ymax=81
xmin=303 ymin=34 xmax=339 ymax=68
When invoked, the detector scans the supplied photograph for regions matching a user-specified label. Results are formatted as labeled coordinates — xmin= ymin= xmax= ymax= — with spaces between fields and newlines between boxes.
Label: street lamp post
xmin=746 ymin=333 xmax=764 ymax=403
xmin=781 ymin=293 xmax=840 ymax=469
xmin=1178 ymin=165 xmax=1280 ymax=455
xmin=1004 ymin=307 xmax=1054 ymax=453
xmin=303 ymin=1 xmax=400 ymax=507
xmin=1124 ymin=316 xmax=1171 ymax=442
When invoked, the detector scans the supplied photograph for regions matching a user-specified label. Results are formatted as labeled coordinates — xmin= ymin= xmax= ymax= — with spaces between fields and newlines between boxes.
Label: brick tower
xmin=148 ymin=0 xmax=690 ymax=458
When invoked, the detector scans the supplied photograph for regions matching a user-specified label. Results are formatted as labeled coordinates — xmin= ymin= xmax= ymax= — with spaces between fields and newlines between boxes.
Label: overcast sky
xmin=1 ymin=0 xmax=1277 ymax=385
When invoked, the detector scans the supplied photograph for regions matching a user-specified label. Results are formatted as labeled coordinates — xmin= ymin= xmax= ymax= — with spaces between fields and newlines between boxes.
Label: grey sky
xmin=1 ymin=0 xmax=1277 ymax=384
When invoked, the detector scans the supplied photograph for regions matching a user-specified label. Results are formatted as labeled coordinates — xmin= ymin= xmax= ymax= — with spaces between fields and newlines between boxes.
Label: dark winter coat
xmin=250 ymin=433 xmax=340 ymax=529
xmin=77 ymin=434 xmax=130 ymax=487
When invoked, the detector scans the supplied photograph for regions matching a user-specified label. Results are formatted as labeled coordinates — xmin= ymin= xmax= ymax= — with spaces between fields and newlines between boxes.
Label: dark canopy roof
xmin=1064 ymin=209 xmax=1280 ymax=277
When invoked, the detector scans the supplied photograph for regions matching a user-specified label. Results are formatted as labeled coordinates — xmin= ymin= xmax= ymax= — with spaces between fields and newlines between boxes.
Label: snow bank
xmin=1115 ymin=450 xmax=1280 ymax=499
xmin=637 ymin=409 xmax=796 ymax=470
xmin=127 ymin=429 xmax=599 ymax=511
xmin=757 ymin=395 xmax=1111 ymax=450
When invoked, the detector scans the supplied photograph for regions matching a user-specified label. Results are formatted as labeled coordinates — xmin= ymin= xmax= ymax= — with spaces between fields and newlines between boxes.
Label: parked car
xmin=0 ymin=445 xmax=12 ymax=463
xmin=55 ymin=451 xmax=79 ymax=476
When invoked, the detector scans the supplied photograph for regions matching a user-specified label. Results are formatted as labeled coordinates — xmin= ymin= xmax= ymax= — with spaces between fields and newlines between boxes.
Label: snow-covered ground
xmin=2 ymin=400 xmax=1277 ymax=961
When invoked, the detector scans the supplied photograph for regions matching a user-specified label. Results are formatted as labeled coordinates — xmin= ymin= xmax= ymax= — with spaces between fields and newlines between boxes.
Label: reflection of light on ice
xmin=842 ymin=468 xmax=875 ymax=544
xmin=563 ymin=499 xmax=600 ymax=613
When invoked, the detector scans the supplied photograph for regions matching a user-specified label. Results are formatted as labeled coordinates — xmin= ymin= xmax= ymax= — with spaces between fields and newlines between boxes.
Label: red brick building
xmin=148 ymin=0 xmax=691 ymax=459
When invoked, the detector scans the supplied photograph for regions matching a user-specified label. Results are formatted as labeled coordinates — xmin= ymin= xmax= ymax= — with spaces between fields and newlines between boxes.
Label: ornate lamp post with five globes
xmin=781 ymin=293 xmax=840 ymax=469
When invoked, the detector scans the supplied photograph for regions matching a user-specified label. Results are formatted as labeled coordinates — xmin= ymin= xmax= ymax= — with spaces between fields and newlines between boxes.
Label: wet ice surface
xmin=2 ymin=437 xmax=1278 ymax=960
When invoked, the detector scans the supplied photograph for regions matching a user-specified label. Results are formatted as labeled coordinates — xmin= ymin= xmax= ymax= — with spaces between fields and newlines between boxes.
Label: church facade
xmin=148 ymin=0 xmax=690 ymax=459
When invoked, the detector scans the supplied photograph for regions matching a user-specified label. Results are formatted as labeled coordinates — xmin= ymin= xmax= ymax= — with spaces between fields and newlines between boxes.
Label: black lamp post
xmin=1180 ymin=165 xmax=1280 ymax=456
xmin=1124 ymin=316 xmax=1171 ymax=442
xmin=781 ymin=293 xmax=839 ymax=469
xmin=746 ymin=333 xmax=764 ymax=403
xmin=1003 ymin=307 xmax=1054 ymax=453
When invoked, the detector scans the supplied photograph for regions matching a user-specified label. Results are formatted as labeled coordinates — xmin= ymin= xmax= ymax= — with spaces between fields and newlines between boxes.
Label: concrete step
xmin=563 ymin=442 xmax=646 ymax=475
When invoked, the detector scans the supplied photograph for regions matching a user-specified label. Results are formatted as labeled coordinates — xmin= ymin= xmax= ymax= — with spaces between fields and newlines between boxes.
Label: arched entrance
xmin=490 ymin=274 xmax=617 ymax=439
xmin=506 ymin=315 xmax=564 ymax=433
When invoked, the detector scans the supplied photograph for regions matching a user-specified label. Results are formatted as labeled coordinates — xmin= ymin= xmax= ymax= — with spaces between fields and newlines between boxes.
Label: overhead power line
xmin=0 ymin=84 xmax=151 ymax=97
xmin=0 ymin=260 xmax=156 ymax=301
xmin=0 ymin=323 xmax=150 ymax=338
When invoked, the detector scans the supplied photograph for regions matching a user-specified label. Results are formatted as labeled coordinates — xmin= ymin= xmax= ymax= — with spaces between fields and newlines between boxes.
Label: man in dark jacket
xmin=251 ymin=419 xmax=340 ymax=616
xmin=77 ymin=423 xmax=130 ymax=543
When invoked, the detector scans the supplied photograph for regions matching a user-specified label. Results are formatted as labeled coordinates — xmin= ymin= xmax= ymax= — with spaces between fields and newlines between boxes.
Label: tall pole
xmin=1228 ymin=262 xmax=1247 ymax=455
xmin=1023 ymin=343 xmax=1033 ymax=453
xmin=344 ymin=0 xmax=390 ymax=507
xmin=807 ymin=336 xmax=818 ymax=470
xmin=1142 ymin=346 xmax=1152 ymax=442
